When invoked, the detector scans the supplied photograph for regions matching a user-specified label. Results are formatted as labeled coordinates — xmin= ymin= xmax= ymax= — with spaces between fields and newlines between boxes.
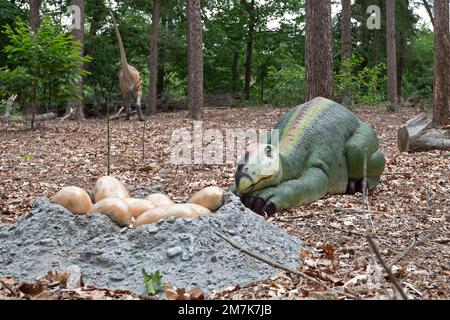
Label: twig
xmin=432 ymin=239 xmax=450 ymax=244
xmin=388 ymin=233 xmax=434 ymax=268
xmin=0 ymin=279 xmax=17 ymax=297
xmin=361 ymin=150 xmax=382 ymax=285
xmin=141 ymin=120 xmax=146 ymax=162
xmin=60 ymin=108 xmax=75 ymax=122
xmin=362 ymin=149 xmax=369 ymax=211
xmin=401 ymin=282 xmax=423 ymax=297
xmin=114 ymin=106 xmax=124 ymax=117
xmin=109 ymin=110 xmax=137 ymax=120
xmin=366 ymin=234 xmax=408 ymax=300
xmin=424 ymin=183 xmax=431 ymax=209
xmin=333 ymin=208 xmax=384 ymax=215
xmin=214 ymin=231 xmax=357 ymax=299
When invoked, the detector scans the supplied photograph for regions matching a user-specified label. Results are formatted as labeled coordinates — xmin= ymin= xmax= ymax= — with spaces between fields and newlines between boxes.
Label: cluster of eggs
xmin=52 ymin=176 xmax=224 ymax=228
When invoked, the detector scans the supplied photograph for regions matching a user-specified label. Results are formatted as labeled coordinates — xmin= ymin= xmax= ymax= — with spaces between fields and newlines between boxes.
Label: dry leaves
xmin=1 ymin=107 xmax=449 ymax=300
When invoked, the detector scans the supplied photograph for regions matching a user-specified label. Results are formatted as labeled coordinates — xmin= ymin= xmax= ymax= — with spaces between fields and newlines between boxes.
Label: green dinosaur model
xmin=233 ymin=97 xmax=385 ymax=215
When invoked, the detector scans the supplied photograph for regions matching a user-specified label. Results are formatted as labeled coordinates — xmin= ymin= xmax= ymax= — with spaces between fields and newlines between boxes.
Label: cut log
xmin=398 ymin=113 xmax=450 ymax=152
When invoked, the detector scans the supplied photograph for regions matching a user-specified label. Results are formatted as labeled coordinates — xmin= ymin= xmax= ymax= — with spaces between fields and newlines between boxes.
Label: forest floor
xmin=0 ymin=106 xmax=449 ymax=300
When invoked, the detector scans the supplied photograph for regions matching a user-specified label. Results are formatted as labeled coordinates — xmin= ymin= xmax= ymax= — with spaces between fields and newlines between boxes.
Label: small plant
xmin=0 ymin=16 xmax=91 ymax=125
xmin=142 ymin=268 xmax=163 ymax=296
xmin=335 ymin=55 xmax=387 ymax=106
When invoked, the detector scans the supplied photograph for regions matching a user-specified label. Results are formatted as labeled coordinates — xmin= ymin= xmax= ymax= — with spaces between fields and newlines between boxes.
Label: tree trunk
xmin=398 ymin=113 xmax=450 ymax=152
xmin=386 ymin=0 xmax=398 ymax=112
xmin=242 ymin=0 xmax=255 ymax=102
xmin=397 ymin=32 xmax=407 ymax=97
xmin=187 ymin=0 xmax=204 ymax=120
xmin=66 ymin=0 xmax=85 ymax=120
xmin=340 ymin=0 xmax=352 ymax=101
xmin=231 ymin=49 xmax=239 ymax=97
xmin=305 ymin=0 xmax=334 ymax=100
xmin=433 ymin=0 xmax=450 ymax=127
xmin=341 ymin=0 xmax=352 ymax=62
xmin=148 ymin=0 xmax=160 ymax=115
xmin=29 ymin=0 xmax=42 ymax=32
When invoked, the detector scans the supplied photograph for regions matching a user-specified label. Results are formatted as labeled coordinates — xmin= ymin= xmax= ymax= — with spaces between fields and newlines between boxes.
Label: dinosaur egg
xmin=52 ymin=186 xmax=93 ymax=214
xmin=94 ymin=176 xmax=129 ymax=203
xmin=145 ymin=193 xmax=174 ymax=207
xmin=89 ymin=198 xmax=131 ymax=227
xmin=124 ymin=198 xmax=155 ymax=218
xmin=188 ymin=186 xmax=224 ymax=211
xmin=135 ymin=204 xmax=207 ymax=227
xmin=184 ymin=203 xmax=212 ymax=216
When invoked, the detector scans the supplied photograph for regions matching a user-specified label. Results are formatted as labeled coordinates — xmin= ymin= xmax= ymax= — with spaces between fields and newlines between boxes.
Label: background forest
xmin=0 ymin=0 xmax=438 ymax=115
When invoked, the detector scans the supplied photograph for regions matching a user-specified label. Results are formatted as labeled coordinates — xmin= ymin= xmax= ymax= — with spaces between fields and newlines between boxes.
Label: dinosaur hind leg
xmin=124 ymin=95 xmax=132 ymax=120
xmin=346 ymin=124 xmax=385 ymax=193
xmin=136 ymin=95 xmax=146 ymax=121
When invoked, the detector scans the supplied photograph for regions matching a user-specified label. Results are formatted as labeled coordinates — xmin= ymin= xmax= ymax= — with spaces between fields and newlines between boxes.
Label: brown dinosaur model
xmin=110 ymin=11 xmax=146 ymax=121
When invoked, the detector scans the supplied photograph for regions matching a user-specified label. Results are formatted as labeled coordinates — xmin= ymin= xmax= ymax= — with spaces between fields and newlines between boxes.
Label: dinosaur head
xmin=235 ymin=143 xmax=281 ymax=194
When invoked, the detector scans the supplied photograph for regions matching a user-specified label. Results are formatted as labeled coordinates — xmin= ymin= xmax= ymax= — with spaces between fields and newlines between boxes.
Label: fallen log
xmin=109 ymin=110 xmax=136 ymax=120
xmin=1 ymin=112 xmax=57 ymax=123
xmin=397 ymin=113 xmax=450 ymax=152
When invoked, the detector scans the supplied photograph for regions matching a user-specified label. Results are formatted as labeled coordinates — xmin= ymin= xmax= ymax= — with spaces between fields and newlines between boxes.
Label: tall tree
xmin=386 ymin=0 xmax=398 ymax=112
xmin=341 ymin=0 xmax=352 ymax=62
xmin=340 ymin=0 xmax=352 ymax=101
xmin=67 ymin=0 xmax=85 ymax=120
xmin=241 ymin=0 xmax=256 ymax=101
xmin=305 ymin=0 xmax=333 ymax=100
xmin=433 ymin=0 xmax=450 ymax=126
xmin=187 ymin=0 xmax=204 ymax=120
xmin=148 ymin=0 xmax=160 ymax=115
xmin=29 ymin=0 xmax=42 ymax=32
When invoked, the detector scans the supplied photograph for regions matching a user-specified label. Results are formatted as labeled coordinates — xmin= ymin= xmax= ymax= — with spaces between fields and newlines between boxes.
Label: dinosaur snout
xmin=235 ymin=171 xmax=254 ymax=194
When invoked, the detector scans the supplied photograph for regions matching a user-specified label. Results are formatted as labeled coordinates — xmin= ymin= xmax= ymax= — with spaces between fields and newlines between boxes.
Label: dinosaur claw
xmin=252 ymin=198 xmax=266 ymax=215
xmin=263 ymin=202 xmax=276 ymax=216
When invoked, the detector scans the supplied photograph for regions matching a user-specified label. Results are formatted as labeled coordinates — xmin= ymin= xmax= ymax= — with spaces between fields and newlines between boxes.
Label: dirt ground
xmin=0 ymin=106 xmax=449 ymax=300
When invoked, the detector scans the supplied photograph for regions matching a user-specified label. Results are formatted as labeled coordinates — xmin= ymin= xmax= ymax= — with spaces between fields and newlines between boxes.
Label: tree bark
xmin=187 ymin=0 xmax=204 ymax=120
xmin=305 ymin=0 xmax=334 ymax=100
xmin=433 ymin=0 xmax=450 ymax=126
xmin=386 ymin=0 xmax=398 ymax=112
xmin=242 ymin=0 xmax=255 ymax=102
xmin=66 ymin=0 xmax=85 ymax=120
xmin=341 ymin=0 xmax=352 ymax=62
xmin=148 ymin=0 xmax=160 ymax=115
xmin=29 ymin=0 xmax=42 ymax=32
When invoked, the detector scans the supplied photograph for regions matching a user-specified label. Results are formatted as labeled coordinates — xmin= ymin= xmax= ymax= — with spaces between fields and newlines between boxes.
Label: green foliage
xmin=0 ymin=16 xmax=91 ymax=111
xmin=266 ymin=55 xmax=305 ymax=107
xmin=335 ymin=55 xmax=387 ymax=106
xmin=401 ymin=28 xmax=434 ymax=99
xmin=142 ymin=268 xmax=163 ymax=296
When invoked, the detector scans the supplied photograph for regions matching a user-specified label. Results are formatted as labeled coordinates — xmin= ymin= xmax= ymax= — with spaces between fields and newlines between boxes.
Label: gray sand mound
xmin=0 ymin=194 xmax=303 ymax=295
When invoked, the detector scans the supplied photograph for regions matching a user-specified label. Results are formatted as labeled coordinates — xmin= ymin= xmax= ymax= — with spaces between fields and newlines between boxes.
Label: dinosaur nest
xmin=0 ymin=193 xmax=303 ymax=295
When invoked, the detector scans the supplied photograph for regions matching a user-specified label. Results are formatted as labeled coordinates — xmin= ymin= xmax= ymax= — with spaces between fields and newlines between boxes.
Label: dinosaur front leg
xmin=242 ymin=167 xmax=329 ymax=215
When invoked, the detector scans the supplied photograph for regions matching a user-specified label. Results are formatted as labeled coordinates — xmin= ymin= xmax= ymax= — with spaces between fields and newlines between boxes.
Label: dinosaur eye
xmin=265 ymin=146 xmax=272 ymax=158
